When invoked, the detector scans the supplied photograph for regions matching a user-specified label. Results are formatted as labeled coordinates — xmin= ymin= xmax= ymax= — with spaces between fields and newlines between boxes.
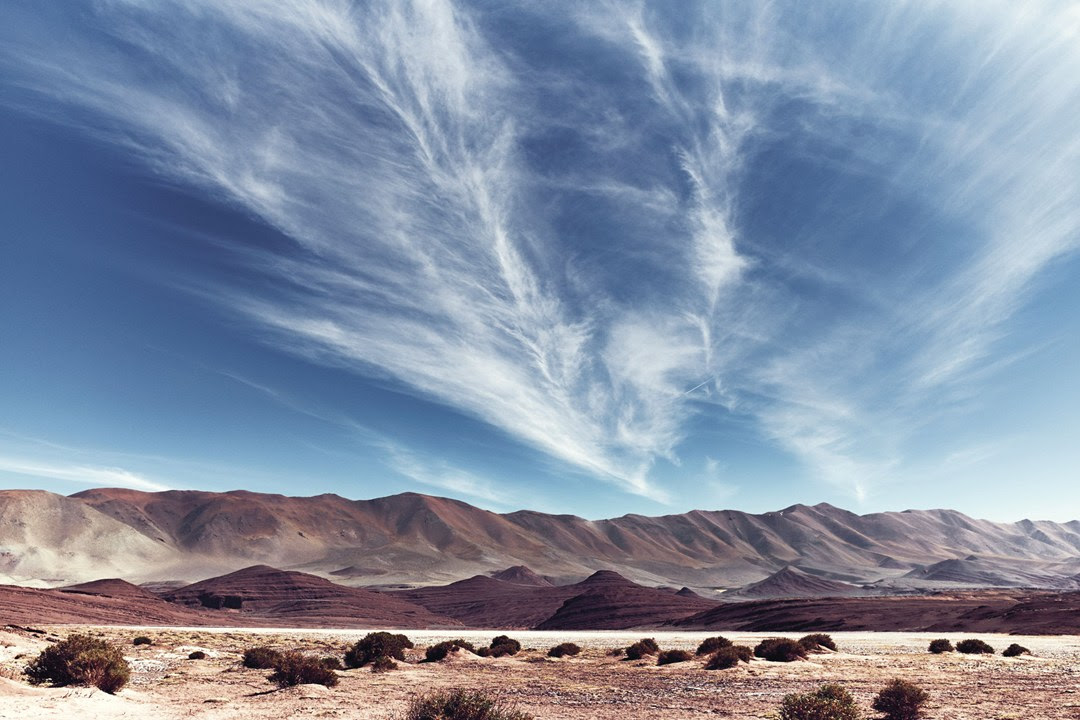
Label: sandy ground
xmin=3 ymin=627 xmax=1080 ymax=719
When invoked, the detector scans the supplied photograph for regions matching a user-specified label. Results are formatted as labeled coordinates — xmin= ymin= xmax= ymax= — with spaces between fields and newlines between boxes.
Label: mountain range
xmin=3 ymin=487 xmax=1080 ymax=593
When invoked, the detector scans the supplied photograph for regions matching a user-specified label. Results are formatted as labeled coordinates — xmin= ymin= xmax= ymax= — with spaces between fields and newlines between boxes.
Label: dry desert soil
xmin=2 ymin=627 xmax=1079 ymax=719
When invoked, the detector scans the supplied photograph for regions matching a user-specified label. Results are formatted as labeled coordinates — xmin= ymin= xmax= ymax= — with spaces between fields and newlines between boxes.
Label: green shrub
xmin=705 ymin=645 xmax=752 ymax=670
xmin=657 ymin=649 xmax=692 ymax=665
xmin=778 ymin=684 xmax=860 ymax=720
xmin=425 ymin=639 xmax=477 ymax=662
xmin=696 ymin=636 xmax=732 ymax=655
xmin=242 ymin=646 xmax=284 ymax=669
xmin=344 ymin=632 xmax=414 ymax=668
xmin=799 ymin=633 xmax=838 ymax=652
xmin=268 ymin=651 xmax=339 ymax=688
xmin=132 ymin=636 xmax=152 ymax=646
xmin=371 ymin=655 xmax=397 ymax=673
xmin=754 ymin=637 xmax=808 ymax=662
xmin=927 ymin=639 xmax=953 ymax=654
xmin=1002 ymin=643 xmax=1030 ymax=658
xmin=403 ymin=689 xmax=532 ymax=720
xmin=25 ymin=634 xmax=131 ymax=694
xmin=624 ymin=638 xmax=660 ymax=660
xmin=547 ymin=643 xmax=582 ymax=658
xmin=955 ymin=638 xmax=994 ymax=655
xmin=872 ymin=679 xmax=929 ymax=720
xmin=320 ymin=656 xmax=343 ymax=670
xmin=188 ymin=651 xmax=206 ymax=660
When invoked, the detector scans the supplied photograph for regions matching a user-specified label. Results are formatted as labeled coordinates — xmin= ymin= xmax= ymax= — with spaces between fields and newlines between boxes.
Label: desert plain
xmin=2 ymin=627 xmax=1078 ymax=720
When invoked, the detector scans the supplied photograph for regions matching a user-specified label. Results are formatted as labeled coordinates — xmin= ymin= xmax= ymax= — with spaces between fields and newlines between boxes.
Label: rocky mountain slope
xmin=3 ymin=488 xmax=1080 ymax=591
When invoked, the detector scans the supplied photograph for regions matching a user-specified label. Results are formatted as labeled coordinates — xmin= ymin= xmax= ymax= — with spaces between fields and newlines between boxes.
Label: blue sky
xmin=1 ymin=1 xmax=1079 ymax=521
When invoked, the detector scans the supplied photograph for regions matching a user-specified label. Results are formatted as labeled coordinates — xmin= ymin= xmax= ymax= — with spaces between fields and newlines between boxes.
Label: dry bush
xmin=872 ymin=679 xmax=929 ymax=720
xmin=25 ymin=634 xmax=130 ymax=694
xmin=547 ymin=642 xmax=581 ymax=658
xmin=754 ymin=637 xmax=808 ymax=662
xmin=242 ymin=646 xmax=284 ymax=669
xmin=478 ymin=635 xmax=521 ymax=658
xmin=799 ymin=633 xmax=838 ymax=652
xmin=657 ymin=649 xmax=693 ymax=665
xmin=268 ymin=651 xmax=339 ymax=688
xmin=1002 ymin=643 xmax=1031 ymax=658
xmin=705 ymin=645 xmax=752 ymax=670
xmin=188 ymin=651 xmax=207 ymax=660
xmin=928 ymin=639 xmax=953 ymax=654
xmin=696 ymin=636 xmax=732 ymax=655
xmin=320 ymin=656 xmax=343 ymax=670
xmin=624 ymin=638 xmax=660 ymax=660
xmin=403 ymin=689 xmax=532 ymax=720
xmin=779 ymin=684 xmax=860 ymax=720
xmin=425 ymin=639 xmax=477 ymax=662
xmin=132 ymin=636 xmax=152 ymax=646
xmin=344 ymin=632 xmax=414 ymax=668
xmin=955 ymin=639 xmax=994 ymax=655
xmin=371 ymin=655 xmax=397 ymax=673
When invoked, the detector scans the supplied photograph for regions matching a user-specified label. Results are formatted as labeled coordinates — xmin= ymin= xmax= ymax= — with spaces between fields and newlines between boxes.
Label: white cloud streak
xmin=0 ymin=456 xmax=171 ymax=492
xmin=2 ymin=0 xmax=1077 ymax=503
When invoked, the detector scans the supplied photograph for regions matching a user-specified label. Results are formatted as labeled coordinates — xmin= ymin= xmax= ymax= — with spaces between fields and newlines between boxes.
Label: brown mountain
xmin=162 ymin=565 xmax=459 ymax=628
xmin=4 ymin=488 xmax=1080 ymax=592
xmin=732 ymin=566 xmax=863 ymax=599
xmin=490 ymin=565 xmax=553 ymax=586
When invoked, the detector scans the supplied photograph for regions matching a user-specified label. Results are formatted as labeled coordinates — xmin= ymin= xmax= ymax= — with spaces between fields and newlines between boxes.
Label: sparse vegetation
xmin=624 ymin=638 xmax=660 ymax=660
xmin=372 ymin=655 xmax=397 ymax=673
xmin=344 ymin=632 xmax=414 ymax=668
xmin=955 ymin=638 xmax=994 ymax=655
xmin=547 ymin=642 xmax=581 ymax=658
xmin=778 ymin=683 xmax=860 ymax=720
xmin=799 ymin=633 xmax=838 ymax=652
xmin=657 ymin=649 xmax=693 ymax=665
xmin=402 ymin=689 xmax=532 ymax=720
xmin=188 ymin=651 xmax=206 ymax=660
xmin=478 ymin=635 xmax=521 ymax=657
xmin=24 ymin=634 xmax=130 ymax=694
xmin=706 ymin=645 xmax=752 ymax=670
xmin=425 ymin=639 xmax=477 ymax=662
xmin=268 ymin=651 xmax=339 ymax=688
xmin=928 ymin=639 xmax=953 ymax=654
xmin=872 ymin=679 xmax=929 ymax=720
xmin=1003 ymin=643 xmax=1031 ymax=658
xmin=242 ymin=645 xmax=284 ymax=669
xmin=320 ymin=656 xmax=343 ymax=670
xmin=754 ymin=637 xmax=808 ymax=662
xmin=132 ymin=636 xmax=152 ymax=646
xmin=607 ymin=647 xmax=625 ymax=657
xmin=696 ymin=636 xmax=732 ymax=655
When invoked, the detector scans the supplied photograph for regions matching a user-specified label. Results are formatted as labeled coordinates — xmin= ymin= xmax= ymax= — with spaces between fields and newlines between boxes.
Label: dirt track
xmin=3 ymin=628 xmax=1079 ymax=719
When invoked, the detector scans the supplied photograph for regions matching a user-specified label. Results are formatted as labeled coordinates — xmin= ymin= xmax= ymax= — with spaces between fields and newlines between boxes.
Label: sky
xmin=1 ymin=1 xmax=1079 ymax=522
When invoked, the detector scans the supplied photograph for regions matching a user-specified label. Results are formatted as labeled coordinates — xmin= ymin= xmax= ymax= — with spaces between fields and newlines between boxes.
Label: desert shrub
xmin=624 ymin=638 xmax=660 ymax=660
xmin=927 ymin=638 xmax=953 ymax=654
xmin=657 ymin=649 xmax=693 ymax=665
xmin=344 ymin=631 xmax=414 ymax=668
xmin=799 ymin=633 xmax=838 ymax=652
xmin=696 ymin=636 xmax=732 ymax=655
xmin=607 ymin=647 xmax=625 ymax=657
xmin=478 ymin=635 xmax=521 ymax=658
xmin=778 ymin=684 xmax=860 ymax=720
xmin=547 ymin=643 xmax=582 ymax=658
xmin=403 ymin=689 xmax=532 ymax=720
xmin=425 ymin=639 xmax=477 ymax=662
xmin=268 ymin=651 xmax=339 ymax=688
xmin=320 ymin=656 xmax=343 ymax=670
xmin=754 ymin=637 xmax=808 ymax=662
xmin=132 ymin=636 xmax=152 ymax=646
xmin=188 ymin=651 xmax=207 ymax=660
xmin=705 ymin=645 xmax=752 ymax=670
xmin=1002 ymin=643 xmax=1030 ymax=658
xmin=955 ymin=638 xmax=994 ymax=655
xmin=871 ymin=679 xmax=929 ymax=720
xmin=371 ymin=655 xmax=397 ymax=673
xmin=25 ymin=634 xmax=131 ymax=694
xmin=242 ymin=645 xmax=284 ymax=669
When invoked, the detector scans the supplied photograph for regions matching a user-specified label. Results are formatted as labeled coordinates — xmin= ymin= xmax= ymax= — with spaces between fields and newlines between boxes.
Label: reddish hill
xmin=490 ymin=565 xmax=552 ymax=586
xmin=59 ymin=578 xmax=164 ymax=602
xmin=733 ymin=566 xmax=863 ymax=598
xmin=163 ymin=565 xmax=459 ymax=628
xmin=533 ymin=570 xmax=717 ymax=630
xmin=0 ymin=583 xmax=228 ymax=626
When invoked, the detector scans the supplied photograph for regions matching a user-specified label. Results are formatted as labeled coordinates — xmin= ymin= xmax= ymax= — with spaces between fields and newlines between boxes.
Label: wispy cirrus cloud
xmin=0 ymin=456 xmax=171 ymax=492
xmin=2 ymin=0 xmax=1077 ymax=506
